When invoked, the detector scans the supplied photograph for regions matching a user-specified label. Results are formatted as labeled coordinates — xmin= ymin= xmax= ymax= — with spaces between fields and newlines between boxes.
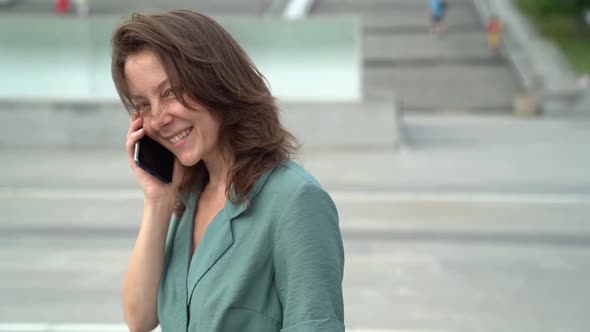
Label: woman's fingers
xmin=126 ymin=113 xmax=144 ymax=149
xmin=126 ymin=127 xmax=145 ymax=156
xmin=127 ymin=112 xmax=143 ymax=137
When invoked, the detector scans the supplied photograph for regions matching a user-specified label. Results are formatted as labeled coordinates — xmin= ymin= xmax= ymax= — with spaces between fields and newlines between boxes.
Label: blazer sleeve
xmin=273 ymin=182 xmax=345 ymax=332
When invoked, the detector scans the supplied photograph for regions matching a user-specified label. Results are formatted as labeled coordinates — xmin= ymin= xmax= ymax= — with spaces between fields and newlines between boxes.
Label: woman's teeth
xmin=169 ymin=128 xmax=192 ymax=144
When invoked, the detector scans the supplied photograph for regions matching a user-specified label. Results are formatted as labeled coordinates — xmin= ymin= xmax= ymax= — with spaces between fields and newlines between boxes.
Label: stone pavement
xmin=2 ymin=114 xmax=590 ymax=331
xmin=2 ymin=0 xmax=590 ymax=331
xmin=2 ymin=114 xmax=589 ymax=193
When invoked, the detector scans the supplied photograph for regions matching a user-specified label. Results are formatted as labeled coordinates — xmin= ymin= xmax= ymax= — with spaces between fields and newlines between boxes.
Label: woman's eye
xmin=135 ymin=103 xmax=150 ymax=114
xmin=163 ymin=88 xmax=176 ymax=99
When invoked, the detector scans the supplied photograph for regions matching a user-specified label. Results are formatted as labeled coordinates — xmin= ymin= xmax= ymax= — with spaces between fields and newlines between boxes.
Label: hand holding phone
xmin=126 ymin=113 xmax=179 ymax=198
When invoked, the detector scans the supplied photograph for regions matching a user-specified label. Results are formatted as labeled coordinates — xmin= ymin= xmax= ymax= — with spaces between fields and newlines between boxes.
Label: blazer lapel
xmin=185 ymin=166 xmax=278 ymax=304
xmin=186 ymin=199 xmax=234 ymax=305
xmin=158 ymin=191 xmax=195 ymax=328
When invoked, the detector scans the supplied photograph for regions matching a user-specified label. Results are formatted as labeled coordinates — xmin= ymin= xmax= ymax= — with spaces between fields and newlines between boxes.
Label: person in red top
xmin=487 ymin=15 xmax=502 ymax=53
xmin=55 ymin=0 xmax=70 ymax=14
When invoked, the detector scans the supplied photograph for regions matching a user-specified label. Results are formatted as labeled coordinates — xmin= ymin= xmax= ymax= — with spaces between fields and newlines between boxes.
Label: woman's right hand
xmin=126 ymin=112 xmax=185 ymax=203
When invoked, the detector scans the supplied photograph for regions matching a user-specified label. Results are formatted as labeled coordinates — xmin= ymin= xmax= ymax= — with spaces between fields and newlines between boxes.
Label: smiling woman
xmin=123 ymin=50 xmax=226 ymax=174
xmin=110 ymin=9 xmax=345 ymax=332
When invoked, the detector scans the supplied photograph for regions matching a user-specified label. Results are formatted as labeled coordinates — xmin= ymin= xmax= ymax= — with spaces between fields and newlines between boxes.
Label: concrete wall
xmin=0 ymin=14 xmax=362 ymax=102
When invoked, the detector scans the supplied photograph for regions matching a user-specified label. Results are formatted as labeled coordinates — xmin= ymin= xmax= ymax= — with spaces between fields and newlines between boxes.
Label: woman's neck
xmin=202 ymin=148 xmax=234 ymax=195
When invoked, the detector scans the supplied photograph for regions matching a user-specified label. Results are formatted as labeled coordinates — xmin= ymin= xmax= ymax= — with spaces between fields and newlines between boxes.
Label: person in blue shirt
xmin=429 ymin=0 xmax=447 ymax=34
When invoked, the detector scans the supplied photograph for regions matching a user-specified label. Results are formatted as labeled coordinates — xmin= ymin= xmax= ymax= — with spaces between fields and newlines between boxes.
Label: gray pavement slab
xmin=0 ymin=100 xmax=395 ymax=148
xmin=304 ymin=114 xmax=590 ymax=192
xmin=364 ymin=32 xmax=493 ymax=62
xmin=364 ymin=66 xmax=521 ymax=111
xmin=0 ymin=235 xmax=130 ymax=323
xmin=1 ymin=114 xmax=589 ymax=192
xmin=343 ymin=239 xmax=590 ymax=331
xmin=2 ymin=114 xmax=590 ymax=330
xmin=3 ymin=195 xmax=590 ymax=238
xmin=2 ymin=220 xmax=590 ymax=330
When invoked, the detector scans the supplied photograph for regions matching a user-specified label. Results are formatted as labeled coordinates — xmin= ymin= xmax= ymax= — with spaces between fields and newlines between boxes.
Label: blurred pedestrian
xmin=111 ymin=9 xmax=345 ymax=332
xmin=54 ymin=0 xmax=69 ymax=14
xmin=259 ymin=0 xmax=271 ymax=15
xmin=73 ymin=0 xmax=88 ymax=17
xmin=487 ymin=15 xmax=502 ymax=54
xmin=429 ymin=0 xmax=447 ymax=35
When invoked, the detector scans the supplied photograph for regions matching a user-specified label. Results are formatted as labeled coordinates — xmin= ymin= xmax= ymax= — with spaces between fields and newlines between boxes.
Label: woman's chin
xmin=177 ymin=154 xmax=201 ymax=167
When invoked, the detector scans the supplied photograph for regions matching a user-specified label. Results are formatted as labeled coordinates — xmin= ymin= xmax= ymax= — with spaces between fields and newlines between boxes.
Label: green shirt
xmin=157 ymin=160 xmax=345 ymax=331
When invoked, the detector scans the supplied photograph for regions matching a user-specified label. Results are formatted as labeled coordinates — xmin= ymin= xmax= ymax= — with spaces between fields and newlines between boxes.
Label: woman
xmin=111 ymin=9 xmax=345 ymax=332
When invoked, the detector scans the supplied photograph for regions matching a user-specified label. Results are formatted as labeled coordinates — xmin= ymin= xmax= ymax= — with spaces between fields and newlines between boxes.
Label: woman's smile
xmin=167 ymin=127 xmax=193 ymax=148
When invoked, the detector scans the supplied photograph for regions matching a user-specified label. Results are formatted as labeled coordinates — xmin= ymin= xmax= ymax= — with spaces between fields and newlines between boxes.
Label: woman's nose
xmin=150 ymin=103 xmax=173 ymax=131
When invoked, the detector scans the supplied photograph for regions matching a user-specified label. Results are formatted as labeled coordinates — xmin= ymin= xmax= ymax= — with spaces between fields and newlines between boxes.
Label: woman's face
xmin=125 ymin=50 xmax=222 ymax=167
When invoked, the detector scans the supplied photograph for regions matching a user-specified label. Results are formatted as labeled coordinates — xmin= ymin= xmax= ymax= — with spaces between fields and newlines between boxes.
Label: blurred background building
xmin=1 ymin=0 xmax=590 ymax=331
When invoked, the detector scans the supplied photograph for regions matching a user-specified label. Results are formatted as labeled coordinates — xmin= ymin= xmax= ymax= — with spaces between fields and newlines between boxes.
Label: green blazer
xmin=157 ymin=160 xmax=345 ymax=331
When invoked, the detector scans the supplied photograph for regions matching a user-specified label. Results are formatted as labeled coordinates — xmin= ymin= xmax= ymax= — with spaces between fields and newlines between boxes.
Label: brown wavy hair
xmin=111 ymin=10 xmax=298 ymax=212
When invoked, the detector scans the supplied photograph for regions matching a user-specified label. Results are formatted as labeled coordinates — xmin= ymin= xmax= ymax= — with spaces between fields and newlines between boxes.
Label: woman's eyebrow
xmin=155 ymin=79 xmax=170 ymax=92
xmin=130 ymin=94 xmax=147 ymax=101
xmin=130 ymin=79 xmax=169 ymax=100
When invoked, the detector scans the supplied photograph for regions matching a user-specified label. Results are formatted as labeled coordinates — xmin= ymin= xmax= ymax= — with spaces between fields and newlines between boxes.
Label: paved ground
xmin=2 ymin=0 xmax=589 ymax=331
xmin=2 ymin=114 xmax=590 ymax=331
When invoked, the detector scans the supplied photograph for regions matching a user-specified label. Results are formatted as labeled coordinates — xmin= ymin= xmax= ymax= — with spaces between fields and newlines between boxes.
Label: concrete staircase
xmin=312 ymin=0 xmax=523 ymax=112
xmin=0 ymin=6 xmax=400 ymax=150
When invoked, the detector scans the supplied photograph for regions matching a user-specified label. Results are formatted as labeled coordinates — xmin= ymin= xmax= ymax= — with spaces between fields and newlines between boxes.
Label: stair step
xmin=364 ymin=66 xmax=520 ymax=111
xmin=0 ymin=100 xmax=401 ymax=149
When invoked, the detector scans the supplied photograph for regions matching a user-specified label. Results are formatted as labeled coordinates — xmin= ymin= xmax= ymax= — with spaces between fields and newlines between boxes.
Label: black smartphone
xmin=134 ymin=134 xmax=175 ymax=184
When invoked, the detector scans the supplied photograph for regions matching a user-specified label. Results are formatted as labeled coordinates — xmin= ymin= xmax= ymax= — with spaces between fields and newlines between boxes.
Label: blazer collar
xmin=225 ymin=166 xmax=276 ymax=219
